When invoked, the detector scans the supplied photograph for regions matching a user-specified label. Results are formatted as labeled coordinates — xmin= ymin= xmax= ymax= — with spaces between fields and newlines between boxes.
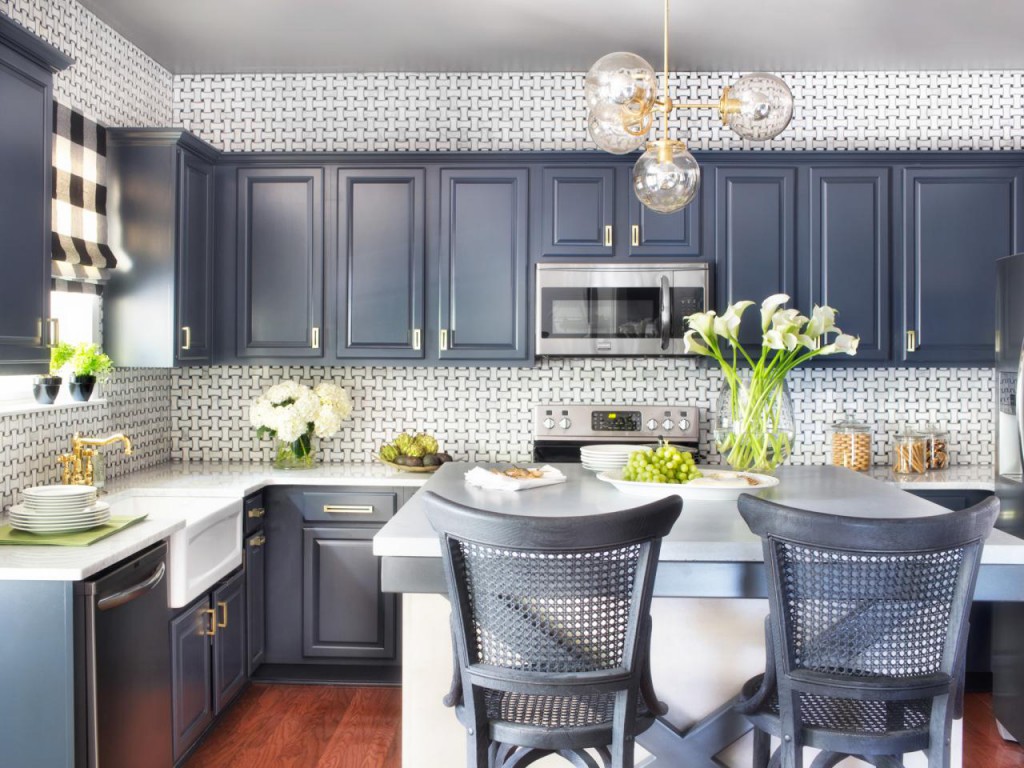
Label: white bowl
xmin=596 ymin=467 xmax=779 ymax=501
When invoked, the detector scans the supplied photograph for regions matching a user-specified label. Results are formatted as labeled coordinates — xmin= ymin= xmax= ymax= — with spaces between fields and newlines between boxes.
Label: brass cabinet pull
xmin=907 ymin=329 xmax=917 ymax=353
xmin=439 ymin=329 xmax=448 ymax=352
xmin=412 ymin=328 xmax=421 ymax=351
xmin=311 ymin=326 xmax=320 ymax=350
xmin=47 ymin=318 xmax=60 ymax=348
xmin=217 ymin=601 xmax=228 ymax=628
xmin=250 ymin=534 xmax=267 ymax=548
xmin=247 ymin=507 xmax=265 ymax=519
xmin=631 ymin=225 xmax=640 ymax=247
xmin=322 ymin=504 xmax=374 ymax=515
xmin=604 ymin=225 xmax=613 ymax=247
xmin=201 ymin=608 xmax=217 ymax=637
xmin=181 ymin=326 xmax=192 ymax=351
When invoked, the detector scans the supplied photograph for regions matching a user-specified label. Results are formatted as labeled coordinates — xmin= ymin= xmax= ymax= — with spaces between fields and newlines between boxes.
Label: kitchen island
xmin=373 ymin=463 xmax=1024 ymax=768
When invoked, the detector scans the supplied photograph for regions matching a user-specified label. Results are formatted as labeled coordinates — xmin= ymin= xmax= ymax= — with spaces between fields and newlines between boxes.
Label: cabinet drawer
xmin=244 ymin=492 xmax=266 ymax=536
xmin=300 ymin=490 xmax=396 ymax=523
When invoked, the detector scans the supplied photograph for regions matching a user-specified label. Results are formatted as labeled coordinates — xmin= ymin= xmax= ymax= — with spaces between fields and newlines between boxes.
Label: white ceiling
xmin=76 ymin=0 xmax=1024 ymax=75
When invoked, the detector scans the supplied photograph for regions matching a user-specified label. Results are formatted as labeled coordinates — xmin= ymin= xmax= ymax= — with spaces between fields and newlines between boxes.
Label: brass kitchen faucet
xmin=59 ymin=433 xmax=133 ymax=486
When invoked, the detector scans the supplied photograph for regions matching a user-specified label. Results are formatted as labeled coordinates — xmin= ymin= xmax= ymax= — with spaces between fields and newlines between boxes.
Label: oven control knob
xmin=558 ymin=417 xmax=572 ymax=430
xmin=646 ymin=418 xmax=658 ymax=431
xmin=543 ymin=417 xmax=556 ymax=430
xmin=662 ymin=418 xmax=674 ymax=431
xmin=678 ymin=418 xmax=690 ymax=431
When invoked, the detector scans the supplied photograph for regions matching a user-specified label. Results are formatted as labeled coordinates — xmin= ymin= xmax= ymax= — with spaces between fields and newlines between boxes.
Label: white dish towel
xmin=464 ymin=465 xmax=567 ymax=492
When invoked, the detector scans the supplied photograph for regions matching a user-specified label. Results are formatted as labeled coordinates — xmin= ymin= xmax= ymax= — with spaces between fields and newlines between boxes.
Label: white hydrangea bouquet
xmin=685 ymin=294 xmax=859 ymax=473
xmin=250 ymin=381 xmax=352 ymax=469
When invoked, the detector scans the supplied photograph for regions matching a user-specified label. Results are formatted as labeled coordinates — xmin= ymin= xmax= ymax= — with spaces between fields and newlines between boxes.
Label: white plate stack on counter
xmin=9 ymin=485 xmax=110 ymax=533
xmin=579 ymin=444 xmax=650 ymax=473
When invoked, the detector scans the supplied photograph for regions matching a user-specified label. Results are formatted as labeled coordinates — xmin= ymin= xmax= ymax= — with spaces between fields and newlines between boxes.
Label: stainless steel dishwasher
xmin=75 ymin=542 xmax=172 ymax=767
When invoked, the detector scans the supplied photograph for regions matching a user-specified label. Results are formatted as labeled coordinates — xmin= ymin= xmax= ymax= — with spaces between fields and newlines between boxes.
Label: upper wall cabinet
xmin=537 ymin=163 xmax=701 ymax=259
xmin=713 ymin=166 xmax=798 ymax=346
xmin=900 ymin=166 xmax=1024 ymax=363
xmin=438 ymin=168 xmax=529 ymax=361
xmin=236 ymin=167 xmax=325 ymax=359
xmin=336 ymin=168 xmax=425 ymax=360
xmin=808 ymin=167 xmax=891 ymax=361
xmin=0 ymin=18 xmax=71 ymax=372
xmin=106 ymin=130 xmax=218 ymax=366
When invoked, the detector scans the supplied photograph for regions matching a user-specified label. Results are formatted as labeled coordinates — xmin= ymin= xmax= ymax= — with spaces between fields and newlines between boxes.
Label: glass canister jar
xmin=892 ymin=429 xmax=927 ymax=475
xmin=915 ymin=424 xmax=951 ymax=470
xmin=830 ymin=414 xmax=873 ymax=471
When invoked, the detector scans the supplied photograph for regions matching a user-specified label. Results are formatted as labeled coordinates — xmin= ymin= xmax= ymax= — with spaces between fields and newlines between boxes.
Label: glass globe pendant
xmin=584 ymin=52 xmax=657 ymax=154
xmin=722 ymin=73 xmax=794 ymax=141
xmin=632 ymin=139 xmax=700 ymax=214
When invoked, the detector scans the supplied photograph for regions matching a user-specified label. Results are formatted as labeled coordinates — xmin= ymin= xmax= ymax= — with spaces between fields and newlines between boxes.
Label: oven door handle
xmin=660 ymin=275 xmax=671 ymax=351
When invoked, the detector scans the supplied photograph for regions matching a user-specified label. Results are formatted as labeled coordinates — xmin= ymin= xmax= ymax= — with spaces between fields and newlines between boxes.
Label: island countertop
xmin=373 ymin=462 xmax=1024 ymax=567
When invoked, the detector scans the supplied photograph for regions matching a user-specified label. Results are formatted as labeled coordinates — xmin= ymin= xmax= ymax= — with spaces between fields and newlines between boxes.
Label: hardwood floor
xmin=185 ymin=686 xmax=1023 ymax=767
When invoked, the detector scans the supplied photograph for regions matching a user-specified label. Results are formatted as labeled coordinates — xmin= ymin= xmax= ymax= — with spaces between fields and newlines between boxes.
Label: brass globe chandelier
xmin=585 ymin=0 xmax=794 ymax=213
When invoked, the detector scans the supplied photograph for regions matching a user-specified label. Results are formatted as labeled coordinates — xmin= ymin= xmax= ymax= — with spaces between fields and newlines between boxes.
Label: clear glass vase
xmin=713 ymin=373 xmax=796 ymax=474
xmin=274 ymin=433 xmax=317 ymax=470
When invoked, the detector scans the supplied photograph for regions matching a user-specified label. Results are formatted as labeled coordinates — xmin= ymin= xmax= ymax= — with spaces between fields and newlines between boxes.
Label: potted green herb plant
xmin=68 ymin=343 xmax=113 ymax=402
xmin=32 ymin=341 xmax=75 ymax=404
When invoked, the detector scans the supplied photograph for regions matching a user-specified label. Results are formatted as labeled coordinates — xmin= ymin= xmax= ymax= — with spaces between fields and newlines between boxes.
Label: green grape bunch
xmin=621 ymin=445 xmax=702 ymax=484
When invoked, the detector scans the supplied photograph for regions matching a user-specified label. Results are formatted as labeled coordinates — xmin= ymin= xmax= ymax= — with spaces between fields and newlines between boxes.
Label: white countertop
xmin=0 ymin=460 xmax=1000 ymax=581
xmin=867 ymin=463 xmax=996 ymax=491
xmin=373 ymin=463 xmax=1024 ymax=565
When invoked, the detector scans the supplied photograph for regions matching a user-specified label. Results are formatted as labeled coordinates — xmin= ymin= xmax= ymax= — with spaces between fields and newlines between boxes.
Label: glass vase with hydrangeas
xmin=684 ymin=294 xmax=859 ymax=474
xmin=250 ymin=381 xmax=352 ymax=469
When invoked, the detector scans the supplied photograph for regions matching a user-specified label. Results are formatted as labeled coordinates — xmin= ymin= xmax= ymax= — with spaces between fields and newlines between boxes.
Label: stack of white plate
xmin=580 ymin=444 xmax=650 ymax=473
xmin=10 ymin=485 xmax=109 ymax=533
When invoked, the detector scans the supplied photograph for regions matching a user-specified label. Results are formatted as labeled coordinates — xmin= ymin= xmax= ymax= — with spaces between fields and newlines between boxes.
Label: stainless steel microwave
xmin=535 ymin=263 xmax=710 ymax=356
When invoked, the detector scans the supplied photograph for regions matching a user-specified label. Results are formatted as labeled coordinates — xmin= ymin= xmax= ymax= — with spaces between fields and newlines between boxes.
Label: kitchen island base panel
xmin=400 ymin=594 xmax=963 ymax=768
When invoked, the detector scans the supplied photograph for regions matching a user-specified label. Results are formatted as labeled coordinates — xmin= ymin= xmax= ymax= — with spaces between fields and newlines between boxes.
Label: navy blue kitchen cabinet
xmin=626 ymin=183 xmax=701 ymax=258
xmin=900 ymin=166 xmax=1024 ymax=363
xmin=236 ymin=167 xmax=325 ymax=359
xmin=170 ymin=568 xmax=247 ymax=764
xmin=713 ymin=165 xmax=799 ymax=346
xmin=808 ymin=167 xmax=891 ymax=361
xmin=244 ymin=493 xmax=267 ymax=675
xmin=539 ymin=166 xmax=616 ymax=257
xmin=106 ymin=130 xmax=219 ymax=366
xmin=336 ymin=168 xmax=426 ymax=359
xmin=0 ymin=18 xmax=71 ymax=372
xmin=438 ymin=168 xmax=529 ymax=360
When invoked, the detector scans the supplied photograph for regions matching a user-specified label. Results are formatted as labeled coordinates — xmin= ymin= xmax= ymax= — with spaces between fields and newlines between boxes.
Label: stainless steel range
xmin=532 ymin=404 xmax=701 ymax=463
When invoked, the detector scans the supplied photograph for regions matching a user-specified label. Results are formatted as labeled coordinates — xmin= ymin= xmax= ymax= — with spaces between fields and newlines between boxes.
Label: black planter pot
xmin=69 ymin=374 xmax=96 ymax=402
xmin=32 ymin=375 xmax=62 ymax=405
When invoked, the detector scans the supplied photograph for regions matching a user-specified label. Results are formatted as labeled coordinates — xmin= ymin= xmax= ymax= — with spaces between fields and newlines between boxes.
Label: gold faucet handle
xmin=57 ymin=454 xmax=74 ymax=485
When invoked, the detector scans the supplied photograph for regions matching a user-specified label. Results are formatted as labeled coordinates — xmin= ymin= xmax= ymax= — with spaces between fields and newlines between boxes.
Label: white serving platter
xmin=21 ymin=485 xmax=96 ymax=499
xmin=596 ymin=467 xmax=779 ymax=501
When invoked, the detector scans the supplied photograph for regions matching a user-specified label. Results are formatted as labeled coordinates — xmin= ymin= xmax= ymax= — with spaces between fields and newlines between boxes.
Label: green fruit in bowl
xmin=393 ymin=433 xmax=415 ymax=455
xmin=405 ymin=444 xmax=426 ymax=458
xmin=422 ymin=453 xmax=442 ymax=467
xmin=380 ymin=444 xmax=399 ymax=462
xmin=414 ymin=433 xmax=439 ymax=454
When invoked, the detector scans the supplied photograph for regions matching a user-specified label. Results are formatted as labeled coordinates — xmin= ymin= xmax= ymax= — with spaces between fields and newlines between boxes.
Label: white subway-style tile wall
xmin=172 ymin=362 xmax=994 ymax=467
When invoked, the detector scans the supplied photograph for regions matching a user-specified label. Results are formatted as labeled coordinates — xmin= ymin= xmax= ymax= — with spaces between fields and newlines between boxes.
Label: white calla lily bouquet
xmin=250 ymin=381 xmax=352 ymax=468
xmin=684 ymin=294 xmax=859 ymax=473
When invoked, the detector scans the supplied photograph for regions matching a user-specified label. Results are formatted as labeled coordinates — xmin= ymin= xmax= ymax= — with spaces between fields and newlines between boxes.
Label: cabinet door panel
xmin=902 ymin=167 xmax=1023 ymax=362
xmin=715 ymin=167 xmax=798 ymax=346
xmin=540 ymin=167 xmax=616 ymax=257
xmin=170 ymin=599 xmax=213 ymax=762
xmin=0 ymin=51 xmax=50 ymax=368
xmin=246 ymin=532 xmax=266 ymax=676
xmin=177 ymin=150 xmax=214 ymax=363
xmin=439 ymin=169 xmax=528 ymax=360
xmin=810 ymin=167 xmax=890 ymax=361
xmin=212 ymin=570 xmax=247 ymax=714
xmin=337 ymin=168 xmax=425 ymax=358
xmin=303 ymin=527 xmax=396 ymax=660
xmin=627 ymin=189 xmax=701 ymax=257
xmin=237 ymin=168 xmax=324 ymax=357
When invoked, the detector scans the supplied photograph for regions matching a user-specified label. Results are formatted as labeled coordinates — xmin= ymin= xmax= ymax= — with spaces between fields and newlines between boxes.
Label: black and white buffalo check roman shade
xmin=51 ymin=102 xmax=116 ymax=295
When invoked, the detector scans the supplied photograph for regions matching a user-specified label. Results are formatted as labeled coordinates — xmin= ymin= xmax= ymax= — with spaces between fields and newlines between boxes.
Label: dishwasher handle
xmin=97 ymin=561 xmax=166 ymax=611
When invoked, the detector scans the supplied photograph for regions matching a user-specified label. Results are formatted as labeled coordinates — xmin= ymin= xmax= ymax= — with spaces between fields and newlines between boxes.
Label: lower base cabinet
xmin=246 ymin=528 xmax=267 ymax=674
xmin=170 ymin=568 xmax=247 ymax=763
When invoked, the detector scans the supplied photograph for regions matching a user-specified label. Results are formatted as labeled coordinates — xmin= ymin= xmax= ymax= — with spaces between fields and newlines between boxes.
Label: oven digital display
xmin=591 ymin=411 xmax=642 ymax=431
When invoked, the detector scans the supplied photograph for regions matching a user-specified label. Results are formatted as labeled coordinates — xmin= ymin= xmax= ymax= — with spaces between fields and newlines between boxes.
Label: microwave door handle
xmin=660 ymin=275 xmax=671 ymax=351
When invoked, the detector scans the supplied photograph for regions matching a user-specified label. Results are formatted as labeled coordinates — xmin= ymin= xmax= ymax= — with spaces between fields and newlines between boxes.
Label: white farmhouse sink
xmin=107 ymin=494 xmax=242 ymax=608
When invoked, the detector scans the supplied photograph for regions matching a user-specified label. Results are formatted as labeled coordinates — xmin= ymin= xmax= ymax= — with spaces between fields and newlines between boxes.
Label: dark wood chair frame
xmin=736 ymin=493 xmax=999 ymax=768
xmin=424 ymin=490 xmax=682 ymax=768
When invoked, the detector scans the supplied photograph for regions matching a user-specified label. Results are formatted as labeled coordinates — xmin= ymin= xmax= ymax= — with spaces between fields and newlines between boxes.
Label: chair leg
xmin=808 ymin=753 xmax=849 ymax=768
xmin=927 ymin=694 xmax=953 ymax=768
xmin=466 ymin=731 xmax=490 ymax=768
xmin=752 ymin=726 xmax=771 ymax=768
xmin=777 ymin=740 xmax=802 ymax=768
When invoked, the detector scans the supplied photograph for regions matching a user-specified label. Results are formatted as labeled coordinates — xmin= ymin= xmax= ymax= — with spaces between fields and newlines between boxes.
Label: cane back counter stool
xmin=735 ymin=494 xmax=999 ymax=768
xmin=424 ymin=490 xmax=682 ymax=768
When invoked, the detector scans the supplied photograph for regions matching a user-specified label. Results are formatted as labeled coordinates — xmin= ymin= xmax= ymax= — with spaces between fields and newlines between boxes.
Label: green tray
xmin=0 ymin=513 xmax=148 ymax=546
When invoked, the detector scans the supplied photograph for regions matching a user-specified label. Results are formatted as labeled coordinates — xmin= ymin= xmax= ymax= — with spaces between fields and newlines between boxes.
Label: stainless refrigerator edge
xmin=992 ymin=253 xmax=1024 ymax=740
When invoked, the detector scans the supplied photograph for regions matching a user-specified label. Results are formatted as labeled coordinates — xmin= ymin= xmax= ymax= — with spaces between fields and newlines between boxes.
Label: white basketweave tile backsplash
xmin=171 ymin=362 xmax=994 ymax=468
